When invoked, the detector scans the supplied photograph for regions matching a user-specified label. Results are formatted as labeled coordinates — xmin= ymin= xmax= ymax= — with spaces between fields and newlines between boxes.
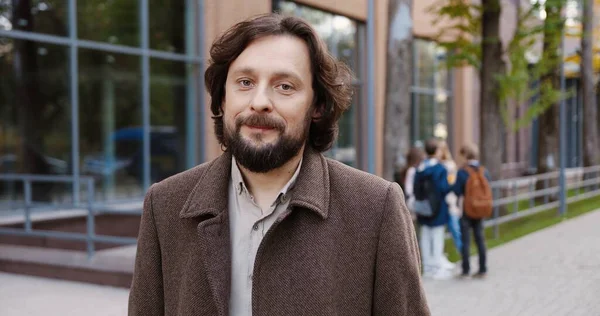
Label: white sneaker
xmin=440 ymin=255 xmax=455 ymax=270
xmin=431 ymin=268 xmax=454 ymax=280
xmin=422 ymin=265 xmax=436 ymax=279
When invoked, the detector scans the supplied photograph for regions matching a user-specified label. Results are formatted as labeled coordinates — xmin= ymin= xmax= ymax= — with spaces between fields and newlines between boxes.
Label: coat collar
xmin=179 ymin=147 xmax=330 ymax=220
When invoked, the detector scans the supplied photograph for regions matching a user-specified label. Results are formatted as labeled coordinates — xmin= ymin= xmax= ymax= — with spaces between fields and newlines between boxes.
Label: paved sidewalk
xmin=2 ymin=210 xmax=599 ymax=315
xmin=0 ymin=272 xmax=129 ymax=316
xmin=424 ymin=209 xmax=600 ymax=316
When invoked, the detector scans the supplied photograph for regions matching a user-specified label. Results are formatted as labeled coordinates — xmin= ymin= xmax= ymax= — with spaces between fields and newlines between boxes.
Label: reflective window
xmin=1 ymin=0 xmax=203 ymax=204
xmin=0 ymin=0 xmax=68 ymax=36
xmin=150 ymin=58 xmax=195 ymax=182
xmin=277 ymin=1 xmax=363 ymax=168
xmin=149 ymin=0 xmax=196 ymax=54
xmin=78 ymin=49 xmax=143 ymax=200
xmin=0 ymin=37 xmax=72 ymax=202
xmin=411 ymin=39 xmax=452 ymax=145
xmin=78 ymin=1 xmax=139 ymax=47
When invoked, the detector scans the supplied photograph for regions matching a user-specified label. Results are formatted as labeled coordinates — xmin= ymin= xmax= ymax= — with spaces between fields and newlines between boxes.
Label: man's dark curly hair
xmin=204 ymin=13 xmax=355 ymax=152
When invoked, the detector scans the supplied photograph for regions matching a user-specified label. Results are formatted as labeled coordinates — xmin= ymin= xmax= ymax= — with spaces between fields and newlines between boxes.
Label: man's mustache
xmin=236 ymin=114 xmax=285 ymax=132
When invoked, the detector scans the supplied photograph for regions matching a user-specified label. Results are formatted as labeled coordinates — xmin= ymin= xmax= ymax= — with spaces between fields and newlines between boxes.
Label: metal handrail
xmin=2 ymin=164 xmax=600 ymax=258
xmin=482 ymin=164 xmax=600 ymax=238
xmin=0 ymin=174 xmax=141 ymax=258
xmin=0 ymin=174 xmax=94 ymax=182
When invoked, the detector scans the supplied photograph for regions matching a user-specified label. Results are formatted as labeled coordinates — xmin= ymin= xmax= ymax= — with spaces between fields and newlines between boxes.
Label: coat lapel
xmin=289 ymin=147 xmax=331 ymax=219
xmin=180 ymin=152 xmax=232 ymax=316
xmin=176 ymin=148 xmax=331 ymax=315
xmin=197 ymin=211 xmax=230 ymax=316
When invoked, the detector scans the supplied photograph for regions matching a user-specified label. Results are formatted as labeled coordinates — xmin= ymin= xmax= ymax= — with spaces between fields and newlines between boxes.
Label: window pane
xmin=434 ymin=92 xmax=449 ymax=140
xmin=332 ymin=18 xmax=358 ymax=72
xmin=415 ymin=40 xmax=435 ymax=88
xmin=280 ymin=4 xmax=358 ymax=72
xmin=79 ymin=48 xmax=142 ymax=201
xmin=0 ymin=0 xmax=68 ymax=36
xmin=435 ymin=46 xmax=448 ymax=91
xmin=149 ymin=0 xmax=195 ymax=54
xmin=150 ymin=58 xmax=193 ymax=182
xmin=412 ymin=39 xmax=452 ymax=145
xmin=0 ymin=37 xmax=72 ymax=203
xmin=417 ymin=94 xmax=435 ymax=142
xmin=279 ymin=2 xmax=332 ymax=27
xmin=78 ymin=1 xmax=139 ymax=47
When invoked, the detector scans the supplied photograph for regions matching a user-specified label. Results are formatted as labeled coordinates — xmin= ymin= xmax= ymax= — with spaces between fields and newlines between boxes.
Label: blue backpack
xmin=412 ymin=172 xmax=441 ymax=219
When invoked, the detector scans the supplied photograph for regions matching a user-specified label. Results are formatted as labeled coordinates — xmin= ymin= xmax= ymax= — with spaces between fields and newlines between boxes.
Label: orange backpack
xmin=464 ymin=166 xmax=493 ymax=219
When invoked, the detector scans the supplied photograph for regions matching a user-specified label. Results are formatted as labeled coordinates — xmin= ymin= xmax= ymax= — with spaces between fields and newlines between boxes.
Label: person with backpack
xmin=396 ymin=147 xmax=425 ymax=212
xmin=412 ymin=139 xmax=454 ymax=280
xmin=454 ymin=143 xmax=493 ymax=278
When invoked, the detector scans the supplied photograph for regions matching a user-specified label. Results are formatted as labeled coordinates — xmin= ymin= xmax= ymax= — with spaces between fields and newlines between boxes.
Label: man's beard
xmin=224 ymin=113 xmax=310 ymax=173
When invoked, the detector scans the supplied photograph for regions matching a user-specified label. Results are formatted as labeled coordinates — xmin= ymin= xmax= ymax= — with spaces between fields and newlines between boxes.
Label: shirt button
xmin=253 ymin=224 xmax=259 ymax=231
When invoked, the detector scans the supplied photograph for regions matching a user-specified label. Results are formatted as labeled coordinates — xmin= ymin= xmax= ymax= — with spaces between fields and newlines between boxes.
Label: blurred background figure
xmin=438 ymin=141 xmax=462 ymax=267
xmin=413 ymin=139 xmax=454 ymax=280
xmin=395 ymin=146 xmax=425 ymax=212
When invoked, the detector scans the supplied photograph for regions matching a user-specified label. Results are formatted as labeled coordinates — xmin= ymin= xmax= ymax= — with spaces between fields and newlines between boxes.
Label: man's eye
xmin=280 ymin=84 xmax=292 ymax=91
xmin=240 ymin=80 xmax=252 ymax=87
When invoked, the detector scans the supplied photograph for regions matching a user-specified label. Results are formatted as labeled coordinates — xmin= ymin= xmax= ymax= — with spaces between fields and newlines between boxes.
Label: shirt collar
xmin=230 ymin=157 xmax=303 ymax=202
xmin=180 ymin=147 xmax=330 ymax=220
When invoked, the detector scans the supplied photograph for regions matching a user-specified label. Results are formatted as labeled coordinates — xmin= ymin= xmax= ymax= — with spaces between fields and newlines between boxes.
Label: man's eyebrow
xmin=272 ymin=71 xmax=303 ymax=82
xmin=229 ymin=67 xmax=257 ymax=76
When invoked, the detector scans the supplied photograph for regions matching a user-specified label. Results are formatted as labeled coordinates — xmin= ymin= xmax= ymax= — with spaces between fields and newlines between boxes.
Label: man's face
xmin=223 ymin=35 xmax=316 ymax=173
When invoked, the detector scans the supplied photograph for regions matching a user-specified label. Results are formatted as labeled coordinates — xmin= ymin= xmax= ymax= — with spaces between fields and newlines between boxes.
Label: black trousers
xmin=460 ymin=216 xmax=487 ymax=274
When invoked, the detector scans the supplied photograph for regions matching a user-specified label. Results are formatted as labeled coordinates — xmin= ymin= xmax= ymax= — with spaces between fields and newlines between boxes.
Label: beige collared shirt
xmin=228 ymin=157 xmax=302 ymax=316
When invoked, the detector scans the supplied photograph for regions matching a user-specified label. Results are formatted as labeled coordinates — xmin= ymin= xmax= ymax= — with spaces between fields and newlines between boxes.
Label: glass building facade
xmin=0 ymin=1 xmax=455 ymax=206
xmin=0 ymin=1 xmax=204 ymax=204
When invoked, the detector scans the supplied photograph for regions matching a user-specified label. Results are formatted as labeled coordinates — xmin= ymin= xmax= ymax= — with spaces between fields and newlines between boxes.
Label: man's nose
xmin=250 ymin=86 xmax=273 ymax=113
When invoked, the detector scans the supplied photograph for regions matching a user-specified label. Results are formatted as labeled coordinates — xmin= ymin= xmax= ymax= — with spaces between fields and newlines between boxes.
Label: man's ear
xmin=312 ymin=104 xmax=324 ymax=121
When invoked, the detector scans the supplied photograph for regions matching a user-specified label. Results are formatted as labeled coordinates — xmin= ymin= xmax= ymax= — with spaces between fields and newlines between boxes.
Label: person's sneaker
xmin=422 ymin=266 xmax=436 ymax=279
xmin=456 ymin=272 xmax=470 ymax=279
xmin=440 ymin=255 xmax=456 ymax=270
xmin=472 ymin=271 xmax=487 ymax=279
xmin=431 ymin=269 xmax=454 ymax=280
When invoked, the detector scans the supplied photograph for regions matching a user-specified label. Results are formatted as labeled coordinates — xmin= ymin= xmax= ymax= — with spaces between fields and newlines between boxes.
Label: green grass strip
xmin=445 ymin=194 xmax=600 ymax=262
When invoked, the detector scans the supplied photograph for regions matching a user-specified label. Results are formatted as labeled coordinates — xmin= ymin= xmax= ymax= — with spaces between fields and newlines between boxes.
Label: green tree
xmin=429 ymin=0 xmax=567 ymax=178
xmin=535 ymin=0 xmax=565 ymax=175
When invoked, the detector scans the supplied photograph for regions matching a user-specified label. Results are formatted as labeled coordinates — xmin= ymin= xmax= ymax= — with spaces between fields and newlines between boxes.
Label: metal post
xmin=68 ymin=0 xmax=80 ymax=205
xmin=493 ymin=187 xmax=499 ymax=239
xmin=197 ymin=0 xmax=206 ymax=164
xmin=558 ymin=4 xmax=567 ymax=216
xmin=141 ymin=0 xmax=151 ymax=191
xmin=512 ymin=182 xmax=518 ymax=215
xmin=86 ymin=178 xmax=95 ymax=259
xmin=24 ymin=180 xmax=32 ymax=232
xmin=185 ymin=0 xmax=197 ymax=169
xmin=577 ymin=169 xmax=581 ymax=195
xmin=544 ymin=178 xmax=549 ymax=204
xmin=366 ymin=0 xmax=376 ymax=174
xmin=529 ymin=181 xmax=535 ymax=209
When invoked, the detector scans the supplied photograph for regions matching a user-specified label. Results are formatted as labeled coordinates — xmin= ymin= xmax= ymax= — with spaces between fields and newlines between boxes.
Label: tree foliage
xmin=428 ymin=0 xmax=569 ymax=131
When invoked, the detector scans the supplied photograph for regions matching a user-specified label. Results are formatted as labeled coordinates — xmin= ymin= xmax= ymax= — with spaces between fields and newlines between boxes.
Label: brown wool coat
xmin=128 ymin=148 xmax=431 ymax=315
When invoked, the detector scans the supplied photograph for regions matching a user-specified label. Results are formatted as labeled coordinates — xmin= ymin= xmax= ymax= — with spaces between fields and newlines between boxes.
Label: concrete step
xmin=0 ymin=244 xmax=136 ymax=288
